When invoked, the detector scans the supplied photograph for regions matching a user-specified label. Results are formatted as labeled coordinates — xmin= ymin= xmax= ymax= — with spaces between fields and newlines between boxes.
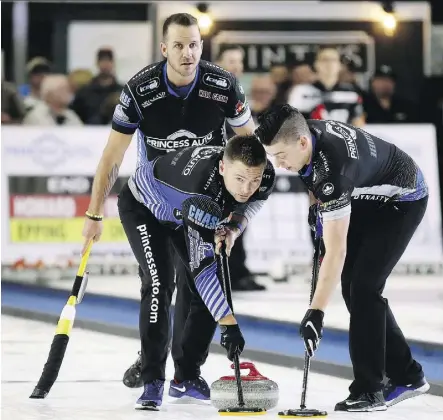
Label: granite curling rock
xmin=211 ymin=362 xmax=279 ymax=410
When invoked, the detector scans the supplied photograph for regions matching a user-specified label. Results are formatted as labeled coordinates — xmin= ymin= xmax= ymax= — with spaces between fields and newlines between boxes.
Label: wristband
xmin=85 ymin=211 xmax=103 ymax=221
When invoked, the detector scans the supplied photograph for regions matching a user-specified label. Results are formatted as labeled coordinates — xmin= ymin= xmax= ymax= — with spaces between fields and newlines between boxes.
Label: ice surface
xmin=2 ymin=316 xmax=442 ymax=420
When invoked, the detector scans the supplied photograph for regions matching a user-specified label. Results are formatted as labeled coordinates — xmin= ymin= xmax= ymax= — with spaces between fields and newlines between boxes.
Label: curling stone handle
xmin=230 ymin=362 xmax=268 ymax=379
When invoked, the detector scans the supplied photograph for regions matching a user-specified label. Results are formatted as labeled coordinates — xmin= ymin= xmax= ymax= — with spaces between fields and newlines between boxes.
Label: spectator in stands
xmin=339 ymin=58 xmax=365 ymax=97
xmin=89 ymin=91 xmax=121 ymax=125
xmin=216 ymin=45 xmax=244 ymax=78
xmin=291 ymin=62 xmax=316 ymax=86
xmin=285 ymin=62 xmax=316 ymax=108
xmin=71 ymin=48 xmax=123 ymax=124
xmin=2 ymin=80 xmax=26 ymax=124
xmin=287 ymin=47 xmax=365 ymax=126
xmin=269 ymin=63 xmax=291 ymax=105
xmin=68 ymin=69 xmax=94 ymax=95
xmin=249 ymin=74 xmax=277 ymax=122
xmin=363 ymin=65 xmax=420 ymax=123
xmin=20 ymin=57 xmax=51 ymax=112
xmin=23 ymin=74 xmax=83 ymax=126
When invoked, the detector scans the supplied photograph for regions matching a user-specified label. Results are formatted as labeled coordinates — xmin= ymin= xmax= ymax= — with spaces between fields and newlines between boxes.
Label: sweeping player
xmin=84 ymin=136 xmax=275 ymax=409
xmin=82 ymin=12 xmax=257 ymax=392
xmin=256 ymin=104 xmax=430 ymax=412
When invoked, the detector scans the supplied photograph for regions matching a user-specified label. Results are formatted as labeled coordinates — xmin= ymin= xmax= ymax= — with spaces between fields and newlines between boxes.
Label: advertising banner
xmin=1 ymin=125 xmax=441 ymax=275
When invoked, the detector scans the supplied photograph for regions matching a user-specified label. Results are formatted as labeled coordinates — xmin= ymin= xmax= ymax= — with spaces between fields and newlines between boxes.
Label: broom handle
xmin=220 ymin=244 xmax=245 ymax=407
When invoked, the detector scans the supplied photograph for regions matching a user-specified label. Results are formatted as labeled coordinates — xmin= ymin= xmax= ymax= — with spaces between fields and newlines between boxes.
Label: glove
xmin=300 ymin=309 xmax=324 ymax=357
xmin=308 ymin=204 xmax=318 ymax=232
xmin=220 ymin=324 xmax=245 ymax=361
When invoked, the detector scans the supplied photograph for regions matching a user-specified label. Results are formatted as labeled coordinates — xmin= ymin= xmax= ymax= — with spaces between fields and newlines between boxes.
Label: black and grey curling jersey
xmin=127 ymin=145 xmax=275 ymax=322
xmin=111 ymin=59 xmax=251 ymax=164
xmin=300 ymin=119 xmax=428 ymax=221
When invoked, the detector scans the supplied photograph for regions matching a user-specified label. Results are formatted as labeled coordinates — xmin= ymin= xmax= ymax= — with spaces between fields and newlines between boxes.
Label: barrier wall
xmin=1 ymin=124 xmax=442 ymax=274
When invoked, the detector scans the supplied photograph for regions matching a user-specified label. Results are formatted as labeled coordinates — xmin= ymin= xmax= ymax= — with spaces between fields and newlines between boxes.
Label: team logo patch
xmin=199 ymin=89 xmax=211 ymax=99
xmin=141 ymin=92 xmax=166 ymax=108
xmin=182 ymin=146 xmax=223 ymax=176
xmin=203 ymin=73 xmax=230 ymax=90
xmin=322 ymin=183 xmax=334 ymax=196
xmin=173 ymin=208 xmax=183 ymax=220
xmin=325 ymin=121 xmax=359 ymax=160
xmin=212 ymin=93 xmax=228 ymax=103
xmin=119 ymin=91 xmax=131 ymax=107
xmin=188 ymin=226 xmax=215 ymax=271
xmin=136 ymin=77 xmax=160 ymax=96
xmin=113 ymin=104 xmax=130 ymax=123
xmin=235 ymin=100 xmax=245 ymax=115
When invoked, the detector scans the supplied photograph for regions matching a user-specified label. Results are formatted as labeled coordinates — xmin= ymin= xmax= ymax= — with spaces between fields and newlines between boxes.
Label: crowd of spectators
xmin=1 ymin=48 xmax=122 ymax=127
xmin=1 ymin=44 xmax=441 ymax=133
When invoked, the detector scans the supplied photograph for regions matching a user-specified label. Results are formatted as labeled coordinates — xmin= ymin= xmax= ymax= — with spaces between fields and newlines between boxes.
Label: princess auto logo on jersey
xmin=182 ymin=146 xmax=223 ymax=175
xmin=203 ymin=73 xmax=230 ymax=90
xmin=325 ymin=121 xmax=359 ymax=160
xmin=145 ymin=130 xmax=215 ymax=151
xmin=136 ymin=77 xmax=160 ymax=96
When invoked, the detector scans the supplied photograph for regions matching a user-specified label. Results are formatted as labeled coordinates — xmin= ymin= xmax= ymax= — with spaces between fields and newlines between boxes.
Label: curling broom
xmin=29 ymin=241 xmax=93 ymax=399
xmin=218 ymin=243 xmax=266 ymax=416
xmin=279 ymin=211 xmax=327 ymax=418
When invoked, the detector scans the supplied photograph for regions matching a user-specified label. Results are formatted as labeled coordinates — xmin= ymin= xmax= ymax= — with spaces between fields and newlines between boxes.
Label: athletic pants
xmin=342 ymin=197 xmax=427 ymax=394
xmin=118 ymin=183 xmax=217 ymax=383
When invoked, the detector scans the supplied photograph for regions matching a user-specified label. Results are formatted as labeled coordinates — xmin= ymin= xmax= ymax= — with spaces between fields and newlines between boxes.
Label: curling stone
xmin=211 ymin=362 xmax=279 ymax=410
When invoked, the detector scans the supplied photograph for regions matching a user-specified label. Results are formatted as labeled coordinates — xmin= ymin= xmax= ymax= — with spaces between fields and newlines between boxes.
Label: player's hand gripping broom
xmin=29 ymin=241 xmax=93 ymax=399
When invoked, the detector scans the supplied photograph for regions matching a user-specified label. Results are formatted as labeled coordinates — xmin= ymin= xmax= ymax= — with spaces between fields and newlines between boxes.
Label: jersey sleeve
xmin=111 ymin=84 xmax=141 ymax=135
xmin=314 ymin=174 xmax=354 ymax=221
xmin=181 ymin=196 xmax=232 ymax=322
xmin=225 ymin=76 xmax=252 ymax=128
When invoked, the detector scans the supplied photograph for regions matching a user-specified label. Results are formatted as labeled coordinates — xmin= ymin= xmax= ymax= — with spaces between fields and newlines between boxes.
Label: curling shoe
xmin=169 ymin=376 xmax=210 ymax=401
xmin=135 ymin=379 xmax=164 ymax=410
xmin=335 ymin=391 xmax=387 ymax=412
xmin=383 ymin=377 xmax=430 ymax=407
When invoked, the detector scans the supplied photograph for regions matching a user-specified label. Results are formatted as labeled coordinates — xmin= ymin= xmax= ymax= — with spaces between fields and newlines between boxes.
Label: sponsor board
xmin=9 ymin=218 xmax=126 ymax=243
xmin=1 ymin=125 xmax=441 ymax=272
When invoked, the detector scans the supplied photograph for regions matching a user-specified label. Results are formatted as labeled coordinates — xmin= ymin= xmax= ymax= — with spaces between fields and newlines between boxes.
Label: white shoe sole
xmin=386 ymin=382 xmax=430 ymax=407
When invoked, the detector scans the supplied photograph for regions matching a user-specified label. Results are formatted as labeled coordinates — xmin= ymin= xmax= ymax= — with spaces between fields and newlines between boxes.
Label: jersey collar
xmin=163 ymin=62 xmax=200 ymax=99
xmin=299 ymin=134 xmax=317 ymax=178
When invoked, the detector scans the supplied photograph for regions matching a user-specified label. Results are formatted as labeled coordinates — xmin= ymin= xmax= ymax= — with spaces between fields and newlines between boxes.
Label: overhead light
xmin=381 ymin=1 xmax=397 ymax=36
xmin=196 ymin=3 xmax=213 ymax=36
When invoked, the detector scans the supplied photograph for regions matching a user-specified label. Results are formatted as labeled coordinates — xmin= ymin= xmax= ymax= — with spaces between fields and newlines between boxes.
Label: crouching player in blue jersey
xmin=82 ymin=135 xmax=275 ymax=410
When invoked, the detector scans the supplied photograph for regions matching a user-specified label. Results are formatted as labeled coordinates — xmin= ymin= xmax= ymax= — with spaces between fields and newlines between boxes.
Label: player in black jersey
xmin=117 ymin=136 xmax=274 ymax=409
xmin=81 ymin=13 xmax=256 ymax=391
xmin=256 ymin=105 xmax=430 ymax=412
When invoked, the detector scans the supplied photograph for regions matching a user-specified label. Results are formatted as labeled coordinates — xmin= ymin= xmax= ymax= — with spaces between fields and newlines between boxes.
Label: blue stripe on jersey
xmin=113 ymin=118 xmax=139 ymax=128
xmin=132 ymin=163 xmax=206 ymax=224
xmin=195 ymin=261 xmax=231 ymax=322
xmin=399 ymin=167 xmax=429 ymax=202
xmin=136 ymin=129 xmax=148 ymax=167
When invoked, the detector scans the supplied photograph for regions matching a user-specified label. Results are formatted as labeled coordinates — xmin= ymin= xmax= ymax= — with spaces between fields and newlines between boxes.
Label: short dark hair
xmin=255 ymin=104 xmax=310 ymax=146
xmin=224 ymin=135 xmax=267 ymax=167
xmin=162 ymin=13 xmax=199 ymax=39
xmin=216 ymin=45 xmax=244 ymax=61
